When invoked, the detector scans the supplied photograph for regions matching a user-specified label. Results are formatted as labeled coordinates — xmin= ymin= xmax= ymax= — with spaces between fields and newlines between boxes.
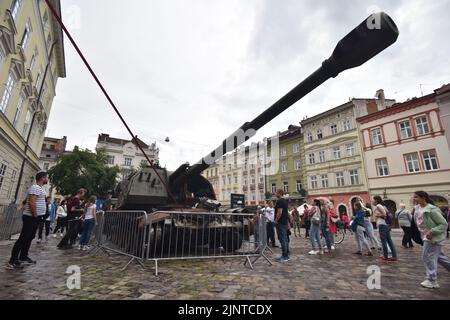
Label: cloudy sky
xmin=46 ymin=0 xmax=450 ymax=170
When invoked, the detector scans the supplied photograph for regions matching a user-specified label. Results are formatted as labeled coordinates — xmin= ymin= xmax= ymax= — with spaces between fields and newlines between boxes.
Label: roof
xmin=97 ymin=133 xmax=150 ymax=149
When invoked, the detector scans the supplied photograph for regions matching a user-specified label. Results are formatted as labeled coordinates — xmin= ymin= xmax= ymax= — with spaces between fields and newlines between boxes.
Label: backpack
xmin=384 ymin=206 xmax=394 ymax=225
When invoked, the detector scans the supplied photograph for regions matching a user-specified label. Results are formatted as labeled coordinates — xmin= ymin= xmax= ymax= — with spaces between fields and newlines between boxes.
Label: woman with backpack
xmin=373 ymin=196 xmax=398 ymax=262
xmin=413 ymin=191 xmax=450 ymax=289
xmin=396 ymin=203 xmax=414 ymax=248
xmin=308 ymin=199 xmax=323 ymax=255
xmin=352 ymin=202 xmax=373 ymax=256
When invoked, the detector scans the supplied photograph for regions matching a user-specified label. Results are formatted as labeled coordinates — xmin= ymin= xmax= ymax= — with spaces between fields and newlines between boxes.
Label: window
xmin=106 ymin=156 xmax=114 ymax=165
xmin=271 ymin=183 xmax=276 ymax=193
xmin=43 ymin=163 xmax=50 ymax=171
xmin=376 ymin=159 xmax=389 ymax=176
xmin=0 ymin=162 xmax=7 ymax=191
xmin=404 ymin=153 xmax=420 ymax=173
xmin=296 ymin=180 xmax=302 ymax=192
xmin=222 ymin=176 xmax=226 ymax=185
xmin=349 ymin=169 xmax=359 ymax=185
xmin=124 ymin=157 xmax=132 ymax=166
xmin=243 ymin=178 xmax=247 ymax=185
xmin=22 ymin=109 xmax=31 ymax=137
xmin=0 ymin=72 xmax=17 ymax=113
xmin=319 ymin=151 xmax=325 ymax=163
xmin=307 ymin=132 xmax=313 ymax=142
xmin=20 ymin=19 xmax=32 ymax=51
xmin=336 ymin=172 xmax=345 ymax=187
xmin=140 ymin=160 xmax=148 ymax=167
xmin=346 ymin=143 xmax=355 ymax=157
xmin=35 ymin=69 xmax=42 ymax=91
xmin=6 ymin=169 xmax=17 ymax=200
xmin=333 ymin=146 xmax=341 ymax=160
xmin=343 ymin=119 xmax=352 ymax=131
xmin=320 ymin=174 xmax=329 ymax=188
xmin=13 ymin=92 xmax=26 ymax=127
xmin=422 ymin=150 xmax=439 ymax=171
xmin=317 ymin=129 xmax=323 ymax=140
xmin=283 ymin=182 xmax=289 ymax=193
xmin=399 ymin=120 xmax=412 ymax=139
xmin=11 ymin=0 xmax=23 ymax=22
xmin=259 ymin=176 xmax=264 ymax=183
xmin=372 ymin=128 xmax=383 ymax=145
xmin=308 ymin=153 xmax=315 ymax=165
xmin=310 ymin=176 xmax=317 ymax=189
xmin=330 ymin=124 xmax=337 ymax=135
xmin=234 ymin=175 xmax=238 ymax=184
xmin=280 ymin=147 xmax=287 ymax=156
xmin=42 ymin=11 xmax=49 ymax=29
xmin=228 ymin=176 xmax=231 ymax=184
xmin=294 ymin=159 xmax=301 ymax=171
xmin=293 ymin=143 xmax=300 ymax=153
xmin=281 ymin=162 xmax=288 ymax=173
xmin=415 ymin=116 xmax=430 ymax=136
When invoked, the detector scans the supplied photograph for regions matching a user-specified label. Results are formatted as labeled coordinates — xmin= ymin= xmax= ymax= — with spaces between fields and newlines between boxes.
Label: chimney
xmin=376 ymin=89 xmax=386 ymax=109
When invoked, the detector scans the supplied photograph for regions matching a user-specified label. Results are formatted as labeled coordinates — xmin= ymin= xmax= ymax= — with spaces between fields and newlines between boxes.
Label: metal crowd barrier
xmin=0 ymin=205 xmax=22 ymax=241
xmin=91 ymin=210 xmax=272 ymax=275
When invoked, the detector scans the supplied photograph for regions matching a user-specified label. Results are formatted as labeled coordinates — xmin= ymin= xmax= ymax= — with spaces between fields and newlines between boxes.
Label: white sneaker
xmin=53 ymin=234 xmax=57 ymax=238
xmin=36 ymin=239 xmax=41 ymax=244
xmin=331 ymin=245 xmax=336 ymax=250
xmin=421 ymin=280 xmax=439 ymax=289
xmin=77 ymin=245 xmax=82 ymax=250
xmin=81 ymin=246 xmax=87 ymax=251
xmin=308 ymin=250 xmax=317 ymax=255
xmin=318 ymin=250 xmax=324 ymax=255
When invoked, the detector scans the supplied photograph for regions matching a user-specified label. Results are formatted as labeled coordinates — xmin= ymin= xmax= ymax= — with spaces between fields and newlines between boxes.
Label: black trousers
xmin=266 ymin=222 xmax=276 ymax=246
xmin=10 ymin=215 xmax=39 ymax=263
xmin=54 ymin=217 xmax=67 ymax=234
xmin=37 ymin=218 xmax=51 ymax=239
xmin=401 ymin=226 xmax=414 ymax=247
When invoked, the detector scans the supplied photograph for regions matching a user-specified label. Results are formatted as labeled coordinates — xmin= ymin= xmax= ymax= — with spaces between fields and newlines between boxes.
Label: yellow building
xmin=265 ymin=125 xmax=306 ymax=206
xmin=0 ymin=0 xmax=65 ymax=205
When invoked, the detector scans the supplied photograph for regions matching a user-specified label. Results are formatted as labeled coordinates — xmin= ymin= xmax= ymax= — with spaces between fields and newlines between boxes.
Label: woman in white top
xmin=53 ymin=199 xmax=68 ymax=237
xmin=373 ymin=196 xmax=398 ymax=262
xmin=79 ymin=196 xmax=98 ymax=250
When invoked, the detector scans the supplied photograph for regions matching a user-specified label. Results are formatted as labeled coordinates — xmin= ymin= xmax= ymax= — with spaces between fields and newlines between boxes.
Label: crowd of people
xmin=7 ymin=172 xmax=104 ymax=270
xmin=255 ymin=189 xmax=450 ymax=289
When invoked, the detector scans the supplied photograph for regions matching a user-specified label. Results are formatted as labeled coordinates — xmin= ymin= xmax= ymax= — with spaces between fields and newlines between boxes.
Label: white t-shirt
xmin=84 ymin=204 xmax=96 ymax=220
xmin=57 ymin=205 xmax=67 ymax=217
xmin=374 ymin=204 xmax=387 ymax=227
xmin=414 ymin=205 xmax=428 ymax=240
xmin=23 ymin=184 xmax=47 ymax=217
xmin=265 ymin=207 xmax=275 ymax=223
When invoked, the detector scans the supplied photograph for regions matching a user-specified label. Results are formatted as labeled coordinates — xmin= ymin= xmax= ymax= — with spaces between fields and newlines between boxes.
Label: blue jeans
xmin=276 ymin=224 xmax=289 ymax=258
xmin=80 ymin=219 xmax=95 ymax=246
xmin=322 ymin=224 xmax=332 ymax=250
xmin=379 ymin=224 xmax=397 ymax=259
xmin=309 ymin=222 xmax=322 ymax=250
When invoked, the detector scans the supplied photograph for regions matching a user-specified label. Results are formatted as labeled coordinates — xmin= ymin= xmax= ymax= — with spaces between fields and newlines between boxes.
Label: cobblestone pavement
xmin=1 ymin=230 xmax=449 ymax=300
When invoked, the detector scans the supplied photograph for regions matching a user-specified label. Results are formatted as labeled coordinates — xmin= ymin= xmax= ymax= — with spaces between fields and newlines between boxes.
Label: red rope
xmin=45 ymin=0 xmax=178 ymax=205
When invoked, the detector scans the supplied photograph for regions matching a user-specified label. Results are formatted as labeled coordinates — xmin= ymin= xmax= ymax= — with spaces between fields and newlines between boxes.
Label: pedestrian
xmin=352 ymin=202 xmax=373 ymax=256
xmin=303 ymin=204 xmax=310 ymax=238
xmin=53 ymin=199 xmax=68 ymax=237
xmin=37 ymin=197 xmax=54 ymax=243
xmin=373 ymin=196 xmax=398 ymax=262
xmin=67 ymin=188 xmax=86 ymax=246
xmin=308 ymin=199 xmax=323 ymax=255
xmin=328 ymin=203 xmax=339 ymax=250
xmin=396 ymin=203 xmax=414 ymax=248
xmin=341 ymin=212 xmax=350 ymax=232
xmin=320 ymin=199 xmax=333 ymax=254
xmin=265 ymin=201 xmax=277 ymax=247
xmin=274 ymin=189 xmax=290 ymax=262
xmin=360 ymin=201 xmax=381 ymax=251
xmin=413 ymin=191 xmax=450 ymax=289
xmin=291 ymin=207 xmax=302 ymax=238
xmin=7 ymin=172 xmax=48 ymax=269
xmin=78 ymin=195 xmax=98 ymax=251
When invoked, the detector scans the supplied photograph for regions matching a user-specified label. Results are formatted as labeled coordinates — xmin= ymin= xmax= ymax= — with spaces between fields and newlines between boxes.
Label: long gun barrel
xmin=180 ymin=12 xmax=399 ymax=178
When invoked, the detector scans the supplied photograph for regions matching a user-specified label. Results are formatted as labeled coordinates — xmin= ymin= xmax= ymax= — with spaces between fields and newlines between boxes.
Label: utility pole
xmin=13 ymin=41 xmax=58 ymax=204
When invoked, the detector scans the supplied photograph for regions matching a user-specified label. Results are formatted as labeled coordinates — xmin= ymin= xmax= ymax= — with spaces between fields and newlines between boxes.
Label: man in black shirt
xmin=274 ymin=189 xmax=289 ymax=262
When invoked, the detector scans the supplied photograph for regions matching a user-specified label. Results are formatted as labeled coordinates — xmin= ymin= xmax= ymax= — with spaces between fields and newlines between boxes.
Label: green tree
xmin=48 ymin=146 xmax=120 ymax=197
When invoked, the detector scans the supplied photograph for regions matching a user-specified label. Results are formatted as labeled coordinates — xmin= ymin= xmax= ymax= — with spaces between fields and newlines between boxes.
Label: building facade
xmin=301 ymin=95 xmax=395 ymax=217
xmin=436 ymin=84 xmax=450 ymax=151
xmin=357 ymin=88 xmax=450 ymax=213
xmin=0 ymin=0 xmax=65 ymax=205
xmin=240 ymin=142 xmax=266 ymax=206
xmin=96 ymin=133 xmax=159 ymax=180
xmin=38 ymin=135 xmax=66 ymax=196
xmin=203 ymin=162 xmax=220 ymax=200
xmin=265 ymin=125 xmax=305 ymax=207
